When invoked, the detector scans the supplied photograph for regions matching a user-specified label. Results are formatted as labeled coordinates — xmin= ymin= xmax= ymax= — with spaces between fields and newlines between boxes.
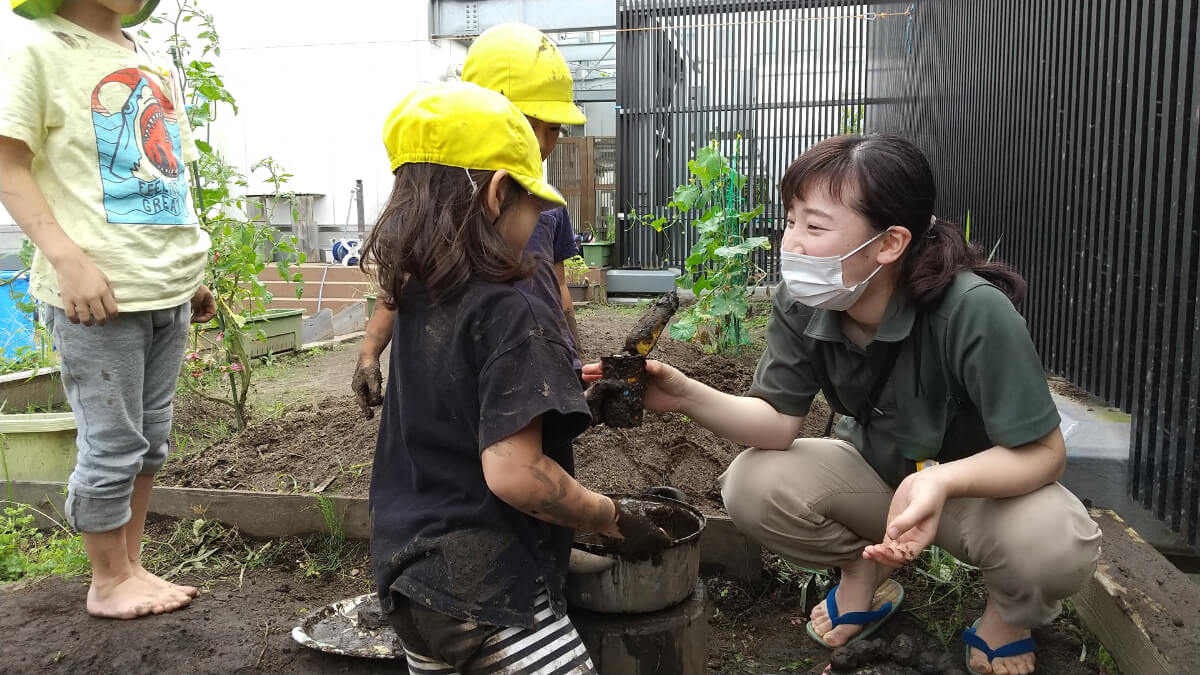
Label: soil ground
xmin=0 ymin=518 xmax=1110 ymax=675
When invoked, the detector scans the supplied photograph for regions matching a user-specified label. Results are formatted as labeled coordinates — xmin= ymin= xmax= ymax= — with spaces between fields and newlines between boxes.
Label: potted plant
xmin=363 ymin=275 xmax=381 ymax=319
xmin=581 ymin=221 xmax=615 ymax=268
xmin=563 ymin=256 xmax=590 ymax=303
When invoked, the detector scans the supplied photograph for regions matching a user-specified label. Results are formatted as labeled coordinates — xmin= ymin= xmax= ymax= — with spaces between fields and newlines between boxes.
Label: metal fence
xmin=869 ymin=0 xmax=1200 ymax=545
xmin=615 ymin=0 xmax=880 ymax=277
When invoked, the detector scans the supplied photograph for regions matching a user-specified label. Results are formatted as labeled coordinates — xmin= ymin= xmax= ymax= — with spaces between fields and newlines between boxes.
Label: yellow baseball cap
xmin=462 ymin=23 xmax=587 ymax=126
xmin=12 ymin=0 xmax=160 ymax=26
xmin=383 ymin=81 xmax=565 ymax=208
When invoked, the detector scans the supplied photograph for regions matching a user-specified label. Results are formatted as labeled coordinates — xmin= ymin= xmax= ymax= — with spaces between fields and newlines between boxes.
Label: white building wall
xmin=0 ymin=1 xmax=467 ymax=254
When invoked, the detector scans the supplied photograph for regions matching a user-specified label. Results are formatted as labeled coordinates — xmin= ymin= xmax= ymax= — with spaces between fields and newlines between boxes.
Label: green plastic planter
xmin=582 ymin=242 xmax=614 ymax=268
xmin=202 ymin=308 xmax=304 ymax=358
xmin=0 ymin=412 xmax=77 ymax=482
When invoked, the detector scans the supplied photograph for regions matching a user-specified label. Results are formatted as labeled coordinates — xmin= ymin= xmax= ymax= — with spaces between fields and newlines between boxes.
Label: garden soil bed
xmin=160 ymin=304 xmax=832 ymax=514
xmin=0 ymin=520 xmax=1108 ymax=675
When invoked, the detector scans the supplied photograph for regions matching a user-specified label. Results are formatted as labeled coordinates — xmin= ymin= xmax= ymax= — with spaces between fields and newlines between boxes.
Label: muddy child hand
xmin=603 ymin=497 xmax=673 ymax=558
xmin=351 ymin=359 xmax=383 ymax=419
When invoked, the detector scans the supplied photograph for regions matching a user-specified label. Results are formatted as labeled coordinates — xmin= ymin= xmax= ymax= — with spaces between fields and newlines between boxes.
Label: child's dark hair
xmin=780 ymin=133 xmax=1026 ymax=309
xmin=361 ymin=163 xmax=532 ymax=306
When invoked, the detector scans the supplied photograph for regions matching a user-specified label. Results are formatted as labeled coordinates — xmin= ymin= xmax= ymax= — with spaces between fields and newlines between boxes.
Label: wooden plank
xmin=4 ymin=481 xmax=762 ymax=584
xmin=1071 ymin=509 xmax=1200 ymax=675
xmin=0 ymin=412 xmax=76 ymax=433
xmin=699 ymin=515 xmax=761 ymax=584
xmin=4 ymin=482 xmax=366 ymax=539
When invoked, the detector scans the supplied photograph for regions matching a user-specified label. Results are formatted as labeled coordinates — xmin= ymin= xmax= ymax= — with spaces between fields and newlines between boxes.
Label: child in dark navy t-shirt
xmin=363 ymin=83 xmax=665 ymax=675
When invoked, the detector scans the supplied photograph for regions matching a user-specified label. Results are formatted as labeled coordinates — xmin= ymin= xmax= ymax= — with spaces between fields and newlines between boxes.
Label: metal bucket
xmin=566 ymin=494 xmax=706 ymax=614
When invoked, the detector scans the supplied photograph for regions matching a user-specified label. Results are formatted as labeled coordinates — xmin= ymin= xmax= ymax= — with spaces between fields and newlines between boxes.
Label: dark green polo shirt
xmin=748 ymin=271 xmax=1061 ymax=486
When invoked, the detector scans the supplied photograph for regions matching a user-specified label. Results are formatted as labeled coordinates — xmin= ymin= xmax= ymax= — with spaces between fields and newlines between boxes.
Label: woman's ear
xmin=877 ymin=226 xmax=912 ymax=265
xmin=482 ymin=169 xmax=511 ymax=221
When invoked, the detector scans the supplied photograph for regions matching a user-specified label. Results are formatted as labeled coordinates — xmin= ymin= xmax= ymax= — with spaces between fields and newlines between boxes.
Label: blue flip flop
xmin=961 ymin=619 xmax=1037 ymax=674
xmin=805 ymin=578 xmax=904 ymax=649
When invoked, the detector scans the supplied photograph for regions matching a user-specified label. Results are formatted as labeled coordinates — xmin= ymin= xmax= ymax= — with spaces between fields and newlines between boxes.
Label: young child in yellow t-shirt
xmin=0 ymin=0 xmax=214 ymax=619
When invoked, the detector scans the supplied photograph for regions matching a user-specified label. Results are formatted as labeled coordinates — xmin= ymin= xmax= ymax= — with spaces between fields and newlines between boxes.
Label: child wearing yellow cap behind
xmin=352 ymin=23 xmax=588 ymax=419
xmin=363 ymin=81 xmax=668 ymax=675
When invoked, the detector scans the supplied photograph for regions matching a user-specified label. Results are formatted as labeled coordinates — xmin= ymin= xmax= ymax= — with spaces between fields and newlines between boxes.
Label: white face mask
xmin=780 ymin=230 xmax=887 ymax=310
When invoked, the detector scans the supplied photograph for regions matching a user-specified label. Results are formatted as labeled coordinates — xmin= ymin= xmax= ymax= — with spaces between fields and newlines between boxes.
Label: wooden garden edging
xmin=1072 ymin=509 xmax=1200 ymax=675
xmin=3 ymin=481 xmax=762 ymax=584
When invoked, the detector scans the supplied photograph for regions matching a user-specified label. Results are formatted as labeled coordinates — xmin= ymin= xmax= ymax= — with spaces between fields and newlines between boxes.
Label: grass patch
xmin=900 ymin=545 xmax=985 ymax=648
xmin=0 ymin=502 xmax=88 ymax=582
xmin=140 ymin=516 xmax=279 ymax=588
xmin=576 ymin=300 xmax=653 ymax=320
xmin=297 ymin=496 xmax=362 ymax=580
xmin=765 ymin=554 xmax=833 ymax=614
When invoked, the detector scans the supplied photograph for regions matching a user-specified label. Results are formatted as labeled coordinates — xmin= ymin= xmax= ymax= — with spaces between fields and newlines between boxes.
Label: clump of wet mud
xmin=827 ymin=634 xmax=969 ymax=674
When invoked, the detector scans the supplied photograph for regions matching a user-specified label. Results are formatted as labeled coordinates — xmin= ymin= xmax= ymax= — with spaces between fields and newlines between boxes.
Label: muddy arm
xmin=481 ymin=417 xmax=619 ymax=535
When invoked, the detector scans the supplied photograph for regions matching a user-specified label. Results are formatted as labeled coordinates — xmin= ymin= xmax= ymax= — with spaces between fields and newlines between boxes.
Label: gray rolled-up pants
xmin=720 ymin=438 xmax=1102 ymax=628
xmin=46 ymin=303 xmax=190 ymax=533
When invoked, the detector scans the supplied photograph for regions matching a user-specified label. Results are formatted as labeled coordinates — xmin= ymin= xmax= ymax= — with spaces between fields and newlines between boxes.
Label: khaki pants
xmin=719 ymin=439 xmax=1102 ymax=627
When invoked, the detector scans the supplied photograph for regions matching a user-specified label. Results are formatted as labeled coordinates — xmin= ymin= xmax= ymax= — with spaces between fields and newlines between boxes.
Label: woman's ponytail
xmin=904 ymin=216 xmax=1027 ymax=308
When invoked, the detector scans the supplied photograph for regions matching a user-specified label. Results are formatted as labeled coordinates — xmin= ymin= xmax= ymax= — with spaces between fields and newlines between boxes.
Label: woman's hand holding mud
xmin=582 ymin=359 xmax=691 ymax=414
xmin=862 ymin=469 xmax=949 ymax=568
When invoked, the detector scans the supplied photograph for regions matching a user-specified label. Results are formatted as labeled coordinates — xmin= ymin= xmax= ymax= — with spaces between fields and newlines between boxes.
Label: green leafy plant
xmin=647 ymin=140 xmax=771 ymax=353
xmin=907 ymin=545 xmax=983 ymax=648
xmin=563 ymin=255 xmax=589 ymax=284
xmin=149 ymin=1 xmax=305 ymax=430
xmin=0 ymin=503 xmax=89 ymax=582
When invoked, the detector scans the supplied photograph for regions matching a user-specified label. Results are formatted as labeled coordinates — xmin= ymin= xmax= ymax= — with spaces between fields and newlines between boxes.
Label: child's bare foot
xmin=133 ymin=564 xmax=199 ymax=599
xmin=809 ymin=557 xmax=895 ymax=647
xmin=87 ymin=574 xmax=191 ymax=619
xmin=967 ymin=601 xmax=1036 ymax=675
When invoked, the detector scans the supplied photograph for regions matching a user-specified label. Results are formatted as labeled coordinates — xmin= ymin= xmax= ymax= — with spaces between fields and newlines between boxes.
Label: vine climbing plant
xmin=641 ymin=140 xmax=771 ymax=353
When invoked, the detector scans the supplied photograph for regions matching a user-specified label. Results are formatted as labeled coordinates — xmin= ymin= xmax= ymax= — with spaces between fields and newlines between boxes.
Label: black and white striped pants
xmin=390 ymin=592 xmax=596 ymax=675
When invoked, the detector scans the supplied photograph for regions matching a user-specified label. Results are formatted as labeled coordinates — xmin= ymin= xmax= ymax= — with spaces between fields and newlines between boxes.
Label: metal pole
xmin=355 ymin=179 xmax=366 ymax=236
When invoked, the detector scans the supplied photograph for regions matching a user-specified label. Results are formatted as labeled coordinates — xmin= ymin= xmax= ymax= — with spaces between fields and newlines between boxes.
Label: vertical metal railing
xmin=616 ymin=0 xmax=878 ymax=280
xmin=867 ymin=0 xmax=1200 ymax=545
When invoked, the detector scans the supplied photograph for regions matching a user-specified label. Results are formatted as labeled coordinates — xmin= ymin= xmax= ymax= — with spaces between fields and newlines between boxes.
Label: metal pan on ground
xmin=291 ymin=592 xmax=403 ymax=660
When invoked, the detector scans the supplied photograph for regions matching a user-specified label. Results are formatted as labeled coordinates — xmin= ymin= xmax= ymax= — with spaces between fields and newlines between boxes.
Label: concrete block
xmin=605 ymin=269 xmax=680 ymax=294
xmin=301 ymin=308 xmax=334 ymax=344
xmin=332 ymin=302 xmax=366 ymax=336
